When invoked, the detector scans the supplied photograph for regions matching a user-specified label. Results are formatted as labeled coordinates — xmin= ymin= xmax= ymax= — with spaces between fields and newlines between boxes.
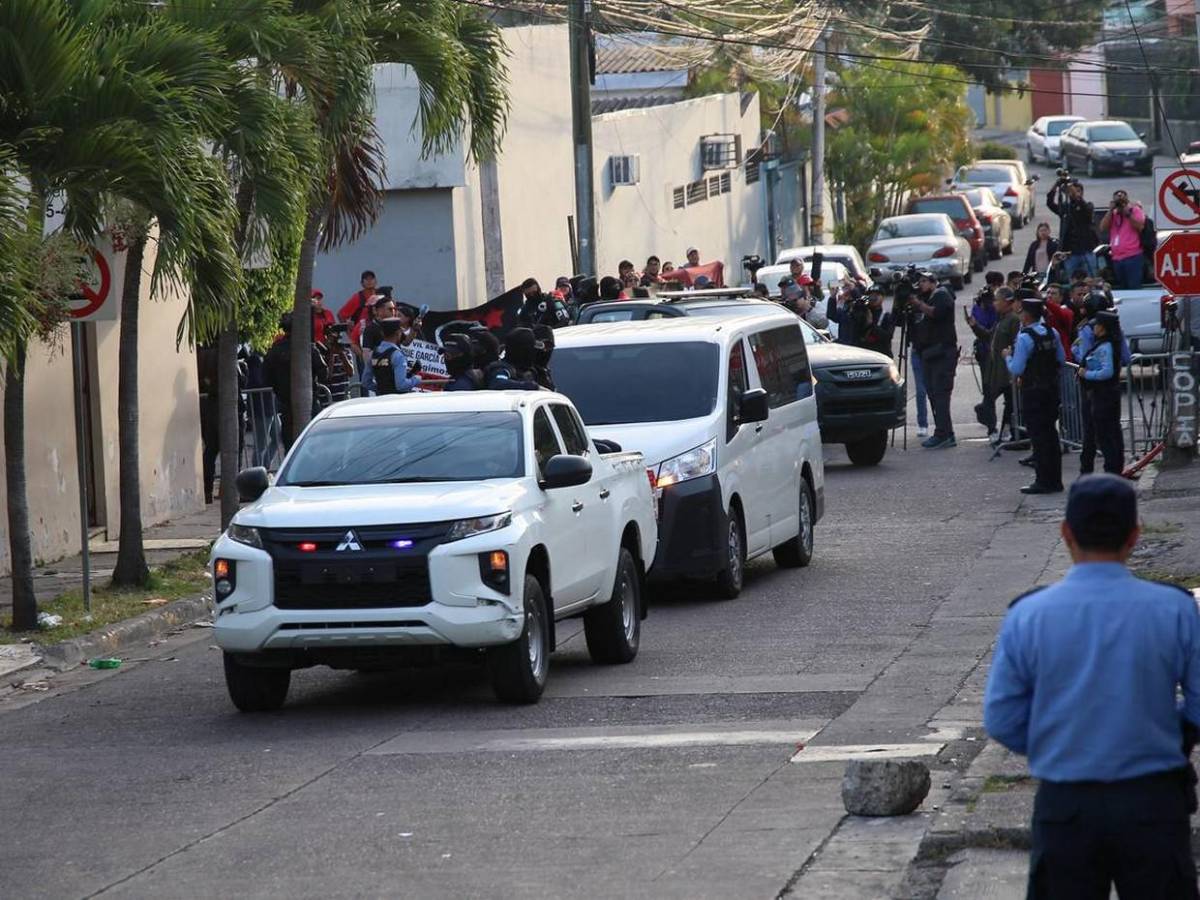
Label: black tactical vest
xmin=1020 ymin=325 xmax=1059 ymax=392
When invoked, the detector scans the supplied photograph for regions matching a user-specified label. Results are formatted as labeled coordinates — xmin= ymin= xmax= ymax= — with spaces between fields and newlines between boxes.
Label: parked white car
xmin=866 ymin=213 xmax=973 ymax=289
xmin=210 ymin=391 xmax=658 ymax=709
xmin=951 ymin=163 xmax=1036 ymax=229
xmin=751 ymin=261 xmax=850 ymax=295
xmin=775 ymin=244 xmax=869 ymax=281
xmin=1027 ymin=115 xmax=1085 ymax=166
xmin=553 ymin=315 xmax=825 ymax=599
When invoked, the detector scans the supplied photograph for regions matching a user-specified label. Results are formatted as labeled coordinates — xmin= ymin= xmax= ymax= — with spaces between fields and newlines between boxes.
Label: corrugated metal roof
xmin=595 ymin=42 xmax=691 ymax=75
xmin=591 ymin=94 xmax=682 ymax=115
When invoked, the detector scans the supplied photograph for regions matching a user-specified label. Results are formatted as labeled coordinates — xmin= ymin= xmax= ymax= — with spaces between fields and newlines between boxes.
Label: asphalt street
xmin=0 ymin=162 xmax=1162 ymax=900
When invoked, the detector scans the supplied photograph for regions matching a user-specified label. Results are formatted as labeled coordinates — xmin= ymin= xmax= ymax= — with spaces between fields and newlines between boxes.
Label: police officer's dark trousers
xmin=1022 ymin=386 xmax=1062 ymax=489
xmin=1090 ymin=383 xmax=1124 ymax=475
xmin=921 ymin=344 xmax=957 ymax=439
xmin=1028 ymin=771 xmax=1199 ymax=900
xmin=1078 ymin=383 xmax=1097 ymax=473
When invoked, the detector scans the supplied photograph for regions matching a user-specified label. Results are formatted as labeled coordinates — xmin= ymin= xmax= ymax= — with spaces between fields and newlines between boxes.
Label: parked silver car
xmin=959 ymin=187 xmax=1014 ymax=260
xmin=1026 ymin=115 xmax=1085 ymax=166
xmin=951 ymin=163 xmax=1037 ymax=229
xmin=866 ymin=214 xmax=973 ymax=290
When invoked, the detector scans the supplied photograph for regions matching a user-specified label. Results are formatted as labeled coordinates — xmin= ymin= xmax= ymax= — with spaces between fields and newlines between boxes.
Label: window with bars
xmin=686 ymin=180 xmax=708 ymax=204
xmin=708 ymin=175 xmax=722 ymax=195
xmin=720 ymin=172 xmax=732 ymax=194
xmin=745 ymin=160 xmax=760 ymax=185
xmin=672 ymin=186 xmax=686 ymax=210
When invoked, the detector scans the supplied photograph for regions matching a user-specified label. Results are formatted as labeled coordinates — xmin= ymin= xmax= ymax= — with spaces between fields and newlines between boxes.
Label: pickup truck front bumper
xmin=210 ymin=530 xmax=526 ymax=654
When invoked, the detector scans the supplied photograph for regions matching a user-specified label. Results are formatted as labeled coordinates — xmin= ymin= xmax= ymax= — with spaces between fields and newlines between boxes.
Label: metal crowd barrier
xmin=1124 ymin=352 xmax=1173 ymax=458
xmin=242 ymin=386 xmax=283 ymax=472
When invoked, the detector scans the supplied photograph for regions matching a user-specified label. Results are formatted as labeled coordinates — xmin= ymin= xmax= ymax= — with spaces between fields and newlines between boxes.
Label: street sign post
xmin=1153 ymin=233 xmax=1199 ymax=465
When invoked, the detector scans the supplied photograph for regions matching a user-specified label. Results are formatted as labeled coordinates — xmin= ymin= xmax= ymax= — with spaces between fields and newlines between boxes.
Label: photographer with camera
xmin=1047 ymin=174 xmax=1098 ymax=278
xmin=910 ymin=271 xmax=959 ymax=450
xmin=779 ymin=277 xmax=828 ymax=329
xmin=1098 ymin=189 xmax=1147 ymax=290
xmin=828 ymin=278 xmax=894 ymax=353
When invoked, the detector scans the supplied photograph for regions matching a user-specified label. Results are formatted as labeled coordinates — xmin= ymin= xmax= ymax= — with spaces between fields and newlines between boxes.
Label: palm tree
xmin=287 ymin=0 xmax=511 ymax=438
xmin=0 ymin=0 xmax=242 ymax=624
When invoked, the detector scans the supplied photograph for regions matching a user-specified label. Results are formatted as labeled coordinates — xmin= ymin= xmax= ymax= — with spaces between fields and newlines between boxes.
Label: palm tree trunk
xmin=4 ymin=339 xmax=36 ymax=630
xmin=290 ymin=203 xmax=323 ymax=441
xmin=111 ymin=231 xmax=151 ymax=587
xmin=217 ymin=323 xmax=240 ymax=529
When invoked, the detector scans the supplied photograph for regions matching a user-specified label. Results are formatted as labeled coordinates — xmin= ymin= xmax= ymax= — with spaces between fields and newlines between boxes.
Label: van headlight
xmin=447 ymin=512 xmax=512 ymax=542
xmin=227 ymin=524 xmax=263 ymax=549
xmin=656 ymin=439 xmax=717 ymax=489
xmin=887 ymin=362 xmax=901 ymax=384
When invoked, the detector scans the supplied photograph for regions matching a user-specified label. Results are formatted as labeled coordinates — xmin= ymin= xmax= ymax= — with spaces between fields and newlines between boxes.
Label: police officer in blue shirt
xmin=365 ymin=319 xmax=421 ymax=395
xmin=1075 ymin=309 xmax=1127 ymax=476
xmin=985 ymin=475 xmax=1200 ymax=899
xmin=1004 ymin=296 xmax=1066 ymax=494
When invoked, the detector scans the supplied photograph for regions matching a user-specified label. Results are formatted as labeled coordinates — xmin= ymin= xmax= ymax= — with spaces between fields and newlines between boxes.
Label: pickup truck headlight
xmin=447 ymin=512 xmax=512 ymax=542
xmin=656 ymin=439 xmax=717 ymax=489
xmin=227 ymin=523 xmax=263 ymax=549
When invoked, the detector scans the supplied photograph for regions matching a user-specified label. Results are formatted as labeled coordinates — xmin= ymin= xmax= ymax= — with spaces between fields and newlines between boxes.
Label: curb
xmin=35 ymin=593 xmax=214 ymax=673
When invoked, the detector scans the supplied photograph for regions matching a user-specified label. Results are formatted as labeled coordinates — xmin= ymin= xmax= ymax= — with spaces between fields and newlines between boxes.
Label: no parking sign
xmin=68 ymin=246 xmax=116 ymax=321
xmin=1155 ymin=166 xmax=1200 ymax=229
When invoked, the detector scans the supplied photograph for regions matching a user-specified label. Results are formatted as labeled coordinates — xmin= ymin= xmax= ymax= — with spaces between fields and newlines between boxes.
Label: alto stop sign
xmin=1154 ymin=231 xmax=1200 ymax=295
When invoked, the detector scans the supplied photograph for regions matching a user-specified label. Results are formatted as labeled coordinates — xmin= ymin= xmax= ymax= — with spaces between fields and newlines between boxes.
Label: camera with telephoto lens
xmin=1055 ymin=168 xmax=1071 ymax=183
xmin=890 ymin=264 xmax=922 ymax=317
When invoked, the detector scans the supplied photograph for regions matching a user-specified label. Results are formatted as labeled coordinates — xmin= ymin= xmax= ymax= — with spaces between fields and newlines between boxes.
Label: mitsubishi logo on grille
xmin=335 ymin=530 xmax=364 ymax=552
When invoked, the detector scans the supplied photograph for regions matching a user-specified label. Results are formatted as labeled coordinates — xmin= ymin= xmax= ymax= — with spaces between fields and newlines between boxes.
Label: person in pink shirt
xmin=1099 ymin=190 xmax=1146 ymax=290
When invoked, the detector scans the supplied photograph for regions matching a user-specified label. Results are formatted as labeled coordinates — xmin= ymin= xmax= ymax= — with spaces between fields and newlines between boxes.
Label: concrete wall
xmin=1065 ymin=46 xmax=1106 ymax=119
xmin=312 ymin=190 xmax=458 ymax=306
xmin=0 ymin=232 xmax=205 ymax=575
xmin=591 ymin=92 xmax=767 ymax=276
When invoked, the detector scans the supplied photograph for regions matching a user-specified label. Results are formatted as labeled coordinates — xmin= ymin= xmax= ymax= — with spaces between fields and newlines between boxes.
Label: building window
xmin=708 ymin=175 xmax=722 ymax=195
xmin=608 ymin=154 xmax=640 ymax=186
xmin=720 ymin=172 xmax=732 ymax=194
xmin=745 ymin=160 xmax=760 ymax=185
xmin=700 ymin=134 xmax=742 ymax=171
xmin=672 ymin=186 xmax=686 ymax=210
xmin=686 ymin=179 xmax=708 ymax=205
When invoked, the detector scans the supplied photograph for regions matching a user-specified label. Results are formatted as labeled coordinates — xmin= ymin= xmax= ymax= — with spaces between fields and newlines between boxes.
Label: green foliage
xmin=826 ymin=61 xmax=975 ymax=251
xmin=241 ymin=210 xmax=305 ymax=351
xmin=976 ymin=141 xmax=1017 ymax=160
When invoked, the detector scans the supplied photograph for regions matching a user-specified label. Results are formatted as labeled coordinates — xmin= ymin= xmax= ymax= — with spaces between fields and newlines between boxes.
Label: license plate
xmin=1123 ymin=160 xmax=1136 ymax=168
xmin=844 ymin=369 xmax=874 ymax=380
xmin=301 ymin=563 xmax=397 ymax=585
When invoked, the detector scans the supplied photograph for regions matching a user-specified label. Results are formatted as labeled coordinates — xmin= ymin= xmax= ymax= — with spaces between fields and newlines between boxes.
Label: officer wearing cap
xmin=367 ymin=319 xmax=421 ymax=396
xmin=1075 ymin=309 xmax=1128 ymax=475
xmin=909 ymin=271 xmax=958 ymax=449
xmin=985 ymin=475 xmax=1200 ymax=898
xmin=1005 ymin=296 xmax=1066 ymax=494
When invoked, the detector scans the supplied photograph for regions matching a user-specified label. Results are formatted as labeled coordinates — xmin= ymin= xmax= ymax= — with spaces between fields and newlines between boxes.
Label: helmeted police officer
xmin=485 ymin=327 xmax=543 ymax=391
xmin=441 ymin=334 xmax=481 ymax=392
xmin=531 ymin=324 xmax=556 ymax=390
xmin=985 ymin=475 xmax=1200 ymax=898
xmin=1005 ymin=297 xmax=1065 ymax=494
xmin=909 ymin=271 xmax=958 ymax=449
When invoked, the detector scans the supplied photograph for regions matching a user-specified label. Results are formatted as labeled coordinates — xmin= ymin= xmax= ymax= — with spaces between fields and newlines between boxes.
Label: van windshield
xmin=552 ymin=341 xmax=720 ymax=425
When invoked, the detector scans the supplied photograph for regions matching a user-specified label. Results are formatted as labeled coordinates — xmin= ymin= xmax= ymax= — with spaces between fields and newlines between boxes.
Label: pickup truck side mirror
xmin=235 ymin=467 xmax=270 ymax=503
xmin=1139 ymin=131 xmax=1147 ymax=140
xmin=739 ymin=388 xmax=770 ymax=424
xmin=1026 ymin=176 xmax=1039 ymax=185
xmin=542 ymin=454 xmax=592 ymax=489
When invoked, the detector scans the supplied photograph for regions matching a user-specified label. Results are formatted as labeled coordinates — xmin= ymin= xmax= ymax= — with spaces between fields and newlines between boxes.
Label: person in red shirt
xmin=310 ymin=289 xmax=335 ymax=346
xmin=338 ymin=270 xmax=378 ymax=325
xmin=1044 ymin=283 xmax=1075 ymax=357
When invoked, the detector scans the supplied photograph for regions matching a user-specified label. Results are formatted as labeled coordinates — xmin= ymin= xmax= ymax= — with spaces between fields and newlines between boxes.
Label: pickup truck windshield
xmin=279 ymin=412 xmax=524 ymax=485
xmin=553 ymin=341 xmax=720 ymax=425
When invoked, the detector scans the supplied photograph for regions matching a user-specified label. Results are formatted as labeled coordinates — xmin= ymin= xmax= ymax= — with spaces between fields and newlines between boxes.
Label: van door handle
xmin=599 ymin=489 xmax=611 ymax=500
xmin=572 ymin=501 xmax=584 ymax=513
xmin=755 ymin=424 xmax=764 ymax=434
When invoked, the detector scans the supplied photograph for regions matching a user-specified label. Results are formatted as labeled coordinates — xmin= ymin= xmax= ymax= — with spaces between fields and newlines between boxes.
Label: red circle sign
xmin=1157 ymin=170 xmax=1200 ymax=228
xmin=70 ymin=247 xmax=110 ymax=319
xmin=1154 ymin=231 xmax=1200 ymax=295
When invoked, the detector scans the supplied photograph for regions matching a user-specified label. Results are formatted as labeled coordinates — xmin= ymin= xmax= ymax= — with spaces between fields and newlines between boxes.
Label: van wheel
xmin=584 ymin=548 xmax=641 ymax=664
xmin=488 ymin=575 xmax=549 ymax=703
xmin=846 ymin=430 xmax=888 ymax=466
xmin=772 ymin=481 xmax=815 ymax=569
xmin=714 ymin=507 xmax=746 ymax=599
xmin=223 ymin=653 xmax=290 ymax=712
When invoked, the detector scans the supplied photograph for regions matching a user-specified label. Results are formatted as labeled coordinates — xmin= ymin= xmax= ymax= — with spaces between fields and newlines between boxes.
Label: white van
xmin=552 ymin=315 xmax=825 ymax=598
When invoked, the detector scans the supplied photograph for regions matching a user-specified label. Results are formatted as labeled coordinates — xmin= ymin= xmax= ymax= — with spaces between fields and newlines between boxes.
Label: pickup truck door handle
xmin=755 ymin=424 xmax=764 ymax=434
xmin=572 ymin=501 xmax=584 ymax=513
xmin=599 ymin=489 xmax=611 ymax=500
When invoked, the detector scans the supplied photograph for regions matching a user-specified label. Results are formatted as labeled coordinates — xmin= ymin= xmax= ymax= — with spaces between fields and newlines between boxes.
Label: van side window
xmin=533 ymin=408 xmax=563 ymax=478
xmin=550 ymin=404 xmax=590 ymax=456
xmin=727 ymin=340 xmax=748 ymax=441
xmin=749 ymin=324 xmax=812 ymax=408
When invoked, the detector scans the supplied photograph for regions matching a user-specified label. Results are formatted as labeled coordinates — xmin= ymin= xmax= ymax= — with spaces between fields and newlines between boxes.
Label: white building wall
xmin=1066 ymin=46 xmax=1107 ymax=119
xmin=591 ymin=93 xmax=767 ymax=277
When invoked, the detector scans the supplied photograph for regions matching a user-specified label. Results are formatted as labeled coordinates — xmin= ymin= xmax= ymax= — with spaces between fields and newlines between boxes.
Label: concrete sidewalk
xmin=908 ymin=463 xmax=1200 ymax=898
xmin=0 ymin=503 xmax=222 ymax=618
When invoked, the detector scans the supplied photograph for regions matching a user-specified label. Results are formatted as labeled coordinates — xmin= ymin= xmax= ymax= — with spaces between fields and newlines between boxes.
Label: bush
xmin=976 ymin=141 xmax=1017 ymax=160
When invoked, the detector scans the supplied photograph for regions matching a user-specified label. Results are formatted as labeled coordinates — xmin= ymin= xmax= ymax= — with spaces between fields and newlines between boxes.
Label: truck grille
xmin=260 ymin=522 xmax=450 ymax=611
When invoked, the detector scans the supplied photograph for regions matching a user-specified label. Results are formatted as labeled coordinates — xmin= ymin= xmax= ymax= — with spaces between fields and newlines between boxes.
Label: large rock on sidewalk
xmin=842 ymin=758 xmax=932 ymax=816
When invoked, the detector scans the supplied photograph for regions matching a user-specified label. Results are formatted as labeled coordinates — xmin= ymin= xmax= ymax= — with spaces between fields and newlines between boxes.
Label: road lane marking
xmin=541 ymin=673 xmax=872 ymax=698
xmin=790 ymin=743 xmax=944 ymax=763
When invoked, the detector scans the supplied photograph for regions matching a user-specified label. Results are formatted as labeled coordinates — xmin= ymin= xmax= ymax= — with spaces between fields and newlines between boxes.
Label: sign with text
xmin=1155 ymin=231 xmax=1200 ymax=295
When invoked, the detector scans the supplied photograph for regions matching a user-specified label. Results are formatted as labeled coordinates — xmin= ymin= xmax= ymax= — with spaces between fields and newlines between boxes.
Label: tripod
xmin=891 ymin=312 xmax=911 ymax=451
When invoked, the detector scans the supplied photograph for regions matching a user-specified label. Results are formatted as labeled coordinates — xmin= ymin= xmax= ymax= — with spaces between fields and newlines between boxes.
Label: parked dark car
xmin=905 ymin=193 xmax=987 ymax=273
xmin=959 ymin=187 xmax=1014 ymax=260
xmin=573 ymin=295 xmax=906 ymax=466
xmin=1059 ymin=120 xmax=1152 ymax=177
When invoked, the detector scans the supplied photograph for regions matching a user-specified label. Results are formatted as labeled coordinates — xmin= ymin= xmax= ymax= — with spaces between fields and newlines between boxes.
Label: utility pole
xmin=810 ymin=31 xmax=827 ymax=244
xmin=568 ymin=0 xmax=597 ymax=276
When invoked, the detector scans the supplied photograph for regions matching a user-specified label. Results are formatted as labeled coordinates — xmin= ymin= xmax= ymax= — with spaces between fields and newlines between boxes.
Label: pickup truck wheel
xmin=772 ymin=480 xmax=815 ymax=569
xmin=584 ymin=548 xmax=641 ymax=664
xmin=223 ymin=653 xmax=290 ymax=712
xmin=845 ymin=429 xmax=888 ymax=466
xmin=488 ymin=575 xmax=549 ymax=704
xmin=714 ymin=508 xmax=746 ymax=599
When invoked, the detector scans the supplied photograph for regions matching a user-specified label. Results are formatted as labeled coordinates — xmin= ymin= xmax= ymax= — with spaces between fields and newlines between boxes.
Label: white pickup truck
xmin=210 ymin=391 xmax=658 ymax=710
